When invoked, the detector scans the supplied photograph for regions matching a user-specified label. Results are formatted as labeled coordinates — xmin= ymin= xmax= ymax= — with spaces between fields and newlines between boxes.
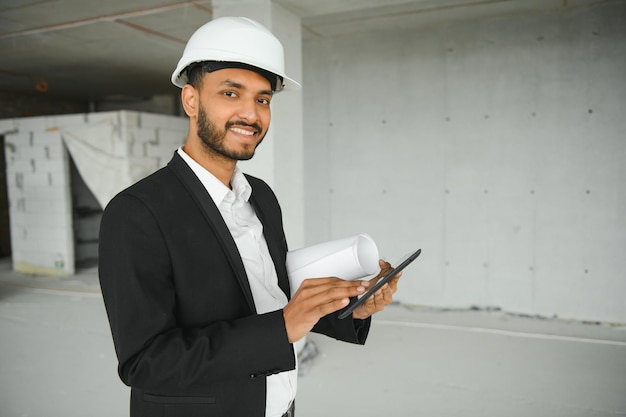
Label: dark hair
xmin=185 ymin=63 xmax=205 ymax=89
xmin=184 ymin=61 xmax=282 ymax=91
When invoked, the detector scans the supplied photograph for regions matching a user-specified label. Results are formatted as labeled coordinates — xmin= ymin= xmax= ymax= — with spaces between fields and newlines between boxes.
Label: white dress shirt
xmin=177 ymin=147 xmax=297 ymax=417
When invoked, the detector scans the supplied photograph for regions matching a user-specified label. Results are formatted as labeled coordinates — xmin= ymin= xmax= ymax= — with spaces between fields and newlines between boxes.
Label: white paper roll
xmin=286 ymin=234 xmax=379 ymax=296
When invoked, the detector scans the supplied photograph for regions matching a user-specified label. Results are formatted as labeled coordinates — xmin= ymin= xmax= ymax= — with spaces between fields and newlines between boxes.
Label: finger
xmin=374 ymin=288 xmax=385 ymax=306
xmin=314 ymin=296 xmax=352 ymax=317
xmin=370 ymin=260 xmax=392 ymax=281
xmin=297 ymin=278 xmax=369 ymax=298
xmin=302 ymin=277 xmax=371 ymax=291
xmin=297 ymin=281 xmax=369 ymax=311
xmin=363 ymin=292 xmax=377 ymax=310
xmin=380 ymin=284 xmax=394 ymax=306
xmin=361 ymin=289 xmax=383 ymax=315
xmin=379 ymin=259 xmax=391 ymax=270
xmin=385 ymin=271 xmax=402 ymax=290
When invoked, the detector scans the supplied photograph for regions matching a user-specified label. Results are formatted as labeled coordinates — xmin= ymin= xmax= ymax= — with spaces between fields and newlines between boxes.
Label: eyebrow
xmin=221 ymin=79 xmax=273 ymax=96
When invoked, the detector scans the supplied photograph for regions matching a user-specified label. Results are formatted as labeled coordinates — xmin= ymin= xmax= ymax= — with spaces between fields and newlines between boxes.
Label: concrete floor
xmin=0 ymin=259 xmax=625 ymax=417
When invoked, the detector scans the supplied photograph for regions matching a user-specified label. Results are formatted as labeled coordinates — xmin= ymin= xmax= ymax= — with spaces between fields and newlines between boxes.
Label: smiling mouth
xmin=226 ymin=121 xmax=262 ymax=138
xmin=229 ymin=126 xmax=257 ymax=136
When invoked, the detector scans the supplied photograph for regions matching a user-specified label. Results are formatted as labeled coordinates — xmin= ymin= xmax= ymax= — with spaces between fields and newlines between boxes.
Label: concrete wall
xmin=302 ymin=3 xmax=626 ymax=323
xmin=0 ymin=111 xmax=187 ymax=275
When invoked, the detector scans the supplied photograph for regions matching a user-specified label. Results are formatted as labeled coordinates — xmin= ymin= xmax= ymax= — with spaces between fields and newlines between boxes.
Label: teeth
xmin=230 ymin=127 xmax=255 ymax=136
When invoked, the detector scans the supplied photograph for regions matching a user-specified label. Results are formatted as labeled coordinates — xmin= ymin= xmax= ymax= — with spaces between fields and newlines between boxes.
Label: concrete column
xmin=212 ymin=0 xmax=305 ymax=249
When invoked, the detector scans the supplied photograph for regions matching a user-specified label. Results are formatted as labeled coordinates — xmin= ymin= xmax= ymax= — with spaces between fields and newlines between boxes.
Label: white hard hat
xmin=171 ymin=16 xmax=300 ymax=92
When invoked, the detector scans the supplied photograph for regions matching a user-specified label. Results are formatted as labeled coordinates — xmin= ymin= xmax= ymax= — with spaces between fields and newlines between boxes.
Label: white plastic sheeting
xmin=61 ymin=122 xmax=135 ymax=209
xmin=59 ymin=111 xmax=187 ymax=209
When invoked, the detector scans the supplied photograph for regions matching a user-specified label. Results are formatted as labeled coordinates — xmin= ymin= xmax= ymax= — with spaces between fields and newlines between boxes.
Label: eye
xmin=223 ymin=91 xmax=238 ymax=98
xmin=257 ymin=97 xmax=271 ymax=105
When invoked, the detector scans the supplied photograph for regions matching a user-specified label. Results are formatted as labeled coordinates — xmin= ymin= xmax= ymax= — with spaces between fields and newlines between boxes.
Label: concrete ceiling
xmin=0 ymin=0 xmax=599 ymax=102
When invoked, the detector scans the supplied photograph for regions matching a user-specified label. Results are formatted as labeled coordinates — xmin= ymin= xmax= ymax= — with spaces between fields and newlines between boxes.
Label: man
xmin=99 ymin=17 xmax=401 ymax=417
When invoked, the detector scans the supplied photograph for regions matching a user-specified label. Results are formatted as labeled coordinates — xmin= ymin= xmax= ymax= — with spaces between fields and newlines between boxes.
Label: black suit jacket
xmin=99 ymin=153 xmax=370 ymax=416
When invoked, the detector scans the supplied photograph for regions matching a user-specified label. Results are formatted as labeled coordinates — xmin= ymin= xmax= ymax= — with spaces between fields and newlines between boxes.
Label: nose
xmin=237 ymin=97 xmax=259 ymax=123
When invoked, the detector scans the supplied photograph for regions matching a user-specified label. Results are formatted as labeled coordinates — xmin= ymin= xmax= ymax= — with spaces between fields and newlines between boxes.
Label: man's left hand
xmin=351 ymin=259 xmax=402 ymax=320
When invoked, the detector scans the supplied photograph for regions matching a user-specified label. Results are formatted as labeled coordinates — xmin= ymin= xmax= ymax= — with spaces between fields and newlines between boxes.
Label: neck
xmin=182 ymin=139 xmax=236 ymax=188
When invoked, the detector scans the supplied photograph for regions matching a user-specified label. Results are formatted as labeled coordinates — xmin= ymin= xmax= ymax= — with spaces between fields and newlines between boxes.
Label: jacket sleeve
xmin=313 ymin=311 xmax=371 ymax=345
xmin=98 ymin=192 xmax=296 ymax=394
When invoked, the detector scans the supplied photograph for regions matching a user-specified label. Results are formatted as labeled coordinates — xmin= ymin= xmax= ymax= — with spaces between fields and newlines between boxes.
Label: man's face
xmin=195 ymin=68 xmax=272 ymax=161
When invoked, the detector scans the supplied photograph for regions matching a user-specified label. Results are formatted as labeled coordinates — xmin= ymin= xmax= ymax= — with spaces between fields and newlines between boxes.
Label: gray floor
xmin=0 ymin=259 xmax=625 ymax=417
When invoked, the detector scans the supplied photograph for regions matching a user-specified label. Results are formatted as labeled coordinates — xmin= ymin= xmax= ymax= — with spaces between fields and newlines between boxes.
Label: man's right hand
xmin=282 ymin=278 xmax=369 ymax=343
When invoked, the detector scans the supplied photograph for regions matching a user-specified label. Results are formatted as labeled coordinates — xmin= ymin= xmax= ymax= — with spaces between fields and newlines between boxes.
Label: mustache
xmin=225 ymin=120 xmax=262 ymax=133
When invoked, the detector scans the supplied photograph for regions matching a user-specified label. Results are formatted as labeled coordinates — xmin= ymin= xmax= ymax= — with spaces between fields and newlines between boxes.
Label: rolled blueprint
xmin=286 ymin=234 xmax=379 ymax=297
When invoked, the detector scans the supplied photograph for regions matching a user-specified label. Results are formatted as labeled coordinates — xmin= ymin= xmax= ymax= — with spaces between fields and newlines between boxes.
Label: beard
xmin=196 ymin=102 xmax=265 ymax=161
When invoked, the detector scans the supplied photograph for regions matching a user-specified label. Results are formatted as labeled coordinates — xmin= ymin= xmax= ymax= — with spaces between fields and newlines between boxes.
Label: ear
xmin=181 ymin=84 xmax=198 ymax=118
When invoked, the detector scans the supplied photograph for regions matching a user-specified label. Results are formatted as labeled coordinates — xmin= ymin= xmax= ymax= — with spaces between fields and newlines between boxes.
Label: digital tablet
xmin=338 ymin=248 xmax=421 ymax=319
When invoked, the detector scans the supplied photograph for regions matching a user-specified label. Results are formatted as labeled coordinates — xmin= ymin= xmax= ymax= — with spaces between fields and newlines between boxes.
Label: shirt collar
xmin=176 ymin=146 xmax=252 ymax=206
xmin=230 ymin=166 xmax=252 ymax=202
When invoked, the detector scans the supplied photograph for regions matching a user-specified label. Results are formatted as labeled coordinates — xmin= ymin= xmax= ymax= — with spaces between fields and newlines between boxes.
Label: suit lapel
xmin=167 ymin=153 xmax=257 ymax=312
xmin=248 ymin=179 xmax=291 ymax=298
